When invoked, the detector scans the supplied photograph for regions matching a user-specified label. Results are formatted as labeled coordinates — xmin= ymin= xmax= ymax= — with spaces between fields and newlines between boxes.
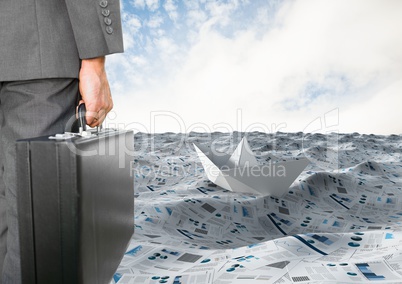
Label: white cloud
xmin=164 ymin=0 xmax=179 ymax=22
xmin=183 ymin=0 xmax=200 ymax=10
xmin=153 ymin=36 xmax=178 ymax=55
xmin=186 ymin=9 xmax=208 ymax=28
xmin=201 ymin=1 xmax=239 ymax=31
xmin=340 ymin=79 xmax=402 ymax=134
xmin=123 ymin=14 xmax=142 ymax=33
xmin=121 ymin=14 xmax=142 ymax=50
xmin=111 ymin=0 xmax=402 ymax=134
xmin=131 ymin=0 xmax=145 ymax=9
xmin=145 ymin=0 xmax=159 ymax=11
xmin=146 ymin=14 xmax=164 ymax=28
xmin=205 ymin=0 xmax=238 ymax=18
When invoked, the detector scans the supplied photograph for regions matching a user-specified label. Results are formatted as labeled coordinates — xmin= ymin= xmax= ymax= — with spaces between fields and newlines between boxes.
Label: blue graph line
xmin=330 ymin=195 xmax=350 ymax=210
xmin=292 ymin=235 xmax=328 ymax=255
xmin=267 ymin=215 xmax=287 ymax=236
xmin=276 ymin=239 xmax=312 ymax=255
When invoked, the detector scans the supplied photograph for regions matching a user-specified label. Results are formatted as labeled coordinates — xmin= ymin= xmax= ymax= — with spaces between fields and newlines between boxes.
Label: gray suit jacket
xmin=0 ymin=0 xmax=124 ymax=81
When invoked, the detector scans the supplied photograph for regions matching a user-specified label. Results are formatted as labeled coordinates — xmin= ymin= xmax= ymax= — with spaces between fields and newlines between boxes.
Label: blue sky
xmin=106 ymin=0 xmax=402 ymax=134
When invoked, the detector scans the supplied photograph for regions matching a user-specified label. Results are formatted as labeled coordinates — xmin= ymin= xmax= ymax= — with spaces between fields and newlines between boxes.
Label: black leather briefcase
xmin=16 ymin=126 xmax=134 ymax=284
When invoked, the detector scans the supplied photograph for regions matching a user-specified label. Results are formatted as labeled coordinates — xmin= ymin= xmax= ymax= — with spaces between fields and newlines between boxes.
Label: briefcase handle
xmin=77 ymin=103 xmax=103 ymax=134
xmin=50 ymin=103 xmax=103 ymax=139
xmin=77 ymin=103 xmax=87 ymax=133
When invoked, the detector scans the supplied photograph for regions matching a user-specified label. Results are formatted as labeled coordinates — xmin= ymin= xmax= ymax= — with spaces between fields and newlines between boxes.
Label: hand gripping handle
xmin=77 ymin=103 xmax=103 ymax=134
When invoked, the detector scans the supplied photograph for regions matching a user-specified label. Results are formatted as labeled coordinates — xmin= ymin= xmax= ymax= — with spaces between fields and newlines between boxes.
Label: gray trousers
xmin=0 ymin=78 xmax=77 ymax=283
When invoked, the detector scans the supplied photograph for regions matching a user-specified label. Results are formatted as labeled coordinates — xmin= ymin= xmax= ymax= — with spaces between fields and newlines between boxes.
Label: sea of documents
xmin=112 ymin=132 xmax=402 ymax=283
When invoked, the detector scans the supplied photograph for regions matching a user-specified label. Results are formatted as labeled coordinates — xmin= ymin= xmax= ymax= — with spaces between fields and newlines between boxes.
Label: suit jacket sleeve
xmin=64 ymin=0 xmax=124 ymax=59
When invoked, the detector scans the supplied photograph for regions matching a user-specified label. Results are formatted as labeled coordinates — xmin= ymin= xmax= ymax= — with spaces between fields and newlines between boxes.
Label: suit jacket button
xmin=104 ymin=17 xmax=112 ymax=25
xmin=106 ymin=26 xmax=113 ymax=34
xmin=102 ymin=9 xmax=110 ymax=17
xmin=99 ymin=0 xmax=108 ymax=8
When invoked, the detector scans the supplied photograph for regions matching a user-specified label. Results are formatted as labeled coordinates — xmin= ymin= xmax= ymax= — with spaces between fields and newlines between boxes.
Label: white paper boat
xmin=194 ymin=137 xmax=309 ymax=196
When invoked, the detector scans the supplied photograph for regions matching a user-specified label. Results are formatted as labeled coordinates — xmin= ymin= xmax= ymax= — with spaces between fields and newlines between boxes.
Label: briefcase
xmin=16 ymin=127 xmax=134 ymax=284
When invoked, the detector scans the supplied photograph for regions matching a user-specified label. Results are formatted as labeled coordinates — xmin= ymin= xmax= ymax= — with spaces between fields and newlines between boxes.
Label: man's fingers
xmin=86 ymin=109 xmax=107 ymax=127
xmin=96 ymin=110 xmax=107 ymax=126
xmin=106 ymin=101 xmax=113 ymax=113
xmin=85 ymin=110 xmax=99 ymax=126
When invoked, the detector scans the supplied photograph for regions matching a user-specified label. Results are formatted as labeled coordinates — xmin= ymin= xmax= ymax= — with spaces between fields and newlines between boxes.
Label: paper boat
xmin=194 ymin=137 xmax=309 ymax=196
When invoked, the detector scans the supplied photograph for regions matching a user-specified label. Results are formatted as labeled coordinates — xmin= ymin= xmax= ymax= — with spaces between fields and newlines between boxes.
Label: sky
xmin=105 ymin=0 xmax=402 ymax=134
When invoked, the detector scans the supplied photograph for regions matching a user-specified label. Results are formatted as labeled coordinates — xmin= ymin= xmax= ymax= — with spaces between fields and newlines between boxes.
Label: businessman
xmin=0 ymin=0 xmax=124 ymax=282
